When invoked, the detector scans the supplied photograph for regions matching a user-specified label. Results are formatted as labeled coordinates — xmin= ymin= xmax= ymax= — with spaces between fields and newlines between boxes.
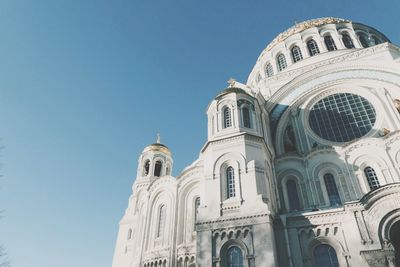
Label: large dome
xmin=247 ymin=17 xmax=390 ymax=87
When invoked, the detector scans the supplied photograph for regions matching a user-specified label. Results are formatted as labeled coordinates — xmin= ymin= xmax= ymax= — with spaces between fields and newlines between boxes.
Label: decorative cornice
xmin=261 ymin=18 xmax=351 ymax=54
xmin=196 ymin=213 xmax=270 ymax=231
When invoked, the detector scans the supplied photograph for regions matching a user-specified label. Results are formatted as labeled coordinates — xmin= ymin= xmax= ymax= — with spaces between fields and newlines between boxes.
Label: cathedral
xmin=112 ymin=18 xmax=400 ymax=267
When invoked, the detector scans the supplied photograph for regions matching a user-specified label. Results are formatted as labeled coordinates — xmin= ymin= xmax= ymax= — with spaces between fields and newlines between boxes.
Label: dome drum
xmin=248 ymin=18 xmax=391 ymax=87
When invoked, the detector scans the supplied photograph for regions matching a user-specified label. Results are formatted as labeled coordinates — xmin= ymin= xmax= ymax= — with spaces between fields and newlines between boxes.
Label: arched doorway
xmin=390 ymin=221 xmax=400 ymax=266
xmin=313 ymin=244 xmax=339 ymax=267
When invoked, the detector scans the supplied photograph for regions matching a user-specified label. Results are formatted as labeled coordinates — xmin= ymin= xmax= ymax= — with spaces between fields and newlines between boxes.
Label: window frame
xmin=226 ymin=166 xmax=236 ymax=199
xmin=341 ymin=33 xmax=355 ymax=48
xmin=291 ymin=45 xmax=303 ymax=63
xmin=323 ymin=173 xmax=342 ymax=206
xmin=276 ymin=53 xmax=287 ymax=71
xmin=364 ymin=166 xmax=380 ymax=190
xmin=286 ymin=179 xmax=301 ymax=212
xmin=265 ymin=62 xmax=274 ymax=77
xmin=154 ymin=160 xmax=163 ymax=177
xmin=157 ymin=204 xmax=166 ymax=238
xmin=324 ymin=35 xmax=337 ymax=51
xmin=357 ymin=32 xmax=369 ymax=48
xmin=223 ymin=106 xmax=232 ymax=129
xmin=313 ymin=244 xmax=340 ymax=267
xmin=307 ymin=39 xmax=320 ymax=56
xmin=227 ymin=246 xmax=244 ymax=267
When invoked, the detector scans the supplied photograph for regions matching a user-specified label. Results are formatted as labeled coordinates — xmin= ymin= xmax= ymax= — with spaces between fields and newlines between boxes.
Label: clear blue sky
xmin=0 ymin=1 xmax=399 ymax=266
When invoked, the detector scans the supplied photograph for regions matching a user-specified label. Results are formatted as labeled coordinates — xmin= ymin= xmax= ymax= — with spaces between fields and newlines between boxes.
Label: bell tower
xmin=137 ymin=135 xmax=173 ymax=180
xmin=197 ymin=80 xmax=278 ymax=266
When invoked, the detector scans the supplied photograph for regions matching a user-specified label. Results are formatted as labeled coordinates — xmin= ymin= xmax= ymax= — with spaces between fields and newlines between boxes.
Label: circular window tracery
xmin=308 ymin=93 xmax=376 ymax=142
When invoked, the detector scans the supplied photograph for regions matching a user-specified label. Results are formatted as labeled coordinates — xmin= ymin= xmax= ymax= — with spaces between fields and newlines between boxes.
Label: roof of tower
xmin=142 ymin=135 xmax=172 ymax=156
xmin=264 ymin=17 xmax=351 ymax=52
xmin=215 ymin=87 xmax=252 ymax=99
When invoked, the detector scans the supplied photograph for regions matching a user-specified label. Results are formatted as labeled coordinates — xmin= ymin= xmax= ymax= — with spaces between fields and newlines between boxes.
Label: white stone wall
xmin=112 ymin=18 xmax=400 ymax=267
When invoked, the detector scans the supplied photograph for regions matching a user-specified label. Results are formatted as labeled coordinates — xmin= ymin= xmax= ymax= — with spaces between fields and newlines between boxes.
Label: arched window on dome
xmin=241 ymin=106 xmax=251 ymax=128
xmin=364 ymin=166 xmax=380 ymax=190
xmin=223 ymin=107 xmax=232 ymax=128
xmin=157 ymin=205 xmax=166 ymax=238
xmin=227 ymin=246 xmax=244 ymax=267
xmin=286 ymin=180 xmax=300 ymax=211
xmin=291 ymin=46 xmax=303 ymax=63
xmin=154 ymin=160 xmax=163 ymax=177
xmin=342 ymin=33 xmax=355 ymax=48
xmin=265 ymin=62 xmax=274 ymax=77
xmin=143 ymin=160 xmax=150 ymax=176
xmin=313 ymin=244 xmax=339 ymax=267
xmin=276 ymin=53 xmax=287 ymax=71
xmin=324 ymin=35 xmax=337 ymax=51
xmin=307 ymin=39 xmax=320 ymax=56
xmin=371 ymin=35 xmax=382 ymax=45
xmin=358 ymin=33 xmax=369 ymax=48
xmin=226 ymin=166 xmax=236 ymax=199
xmin=323 ymin=173 xmax=341 ymax=206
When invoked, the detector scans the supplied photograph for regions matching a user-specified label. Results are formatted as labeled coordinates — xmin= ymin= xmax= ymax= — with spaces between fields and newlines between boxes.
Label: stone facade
xmin=112 ymin=18 xmax=400 ymax=267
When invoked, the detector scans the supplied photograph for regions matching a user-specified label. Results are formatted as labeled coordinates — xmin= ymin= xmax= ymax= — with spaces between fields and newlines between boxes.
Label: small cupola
xmin=137 ymin=135 xmax=173 ymax=179
xmin=206 ymin=79 xmax=263 ymax=141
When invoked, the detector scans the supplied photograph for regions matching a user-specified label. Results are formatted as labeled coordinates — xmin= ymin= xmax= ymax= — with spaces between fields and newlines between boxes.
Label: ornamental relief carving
xmin=196 ymin=214 xmax=269 ymax=231
xmin=288 ymin=211 xmax=348 ymax=227
xmin=263 ymin=18 xmax=350 ymax=52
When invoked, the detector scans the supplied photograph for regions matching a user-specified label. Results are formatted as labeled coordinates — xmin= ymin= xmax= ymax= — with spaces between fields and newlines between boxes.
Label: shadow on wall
xmin=270 ymin=92 xmax=400 ymax=266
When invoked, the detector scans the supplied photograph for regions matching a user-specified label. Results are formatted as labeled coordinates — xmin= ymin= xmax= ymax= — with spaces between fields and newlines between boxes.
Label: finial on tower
xmin=227 ymin=77 xmax=236 ymax=88
xmin=156 ymin=133 xmax=161 ymax=144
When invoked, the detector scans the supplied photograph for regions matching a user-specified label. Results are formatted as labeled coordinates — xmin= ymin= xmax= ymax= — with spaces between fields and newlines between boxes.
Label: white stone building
xmin=112 ymin=18 xmax=400 ymax=267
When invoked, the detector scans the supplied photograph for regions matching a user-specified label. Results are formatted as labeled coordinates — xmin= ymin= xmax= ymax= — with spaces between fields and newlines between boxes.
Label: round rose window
xmin=309 ymin=93 xmax=376 ymax=142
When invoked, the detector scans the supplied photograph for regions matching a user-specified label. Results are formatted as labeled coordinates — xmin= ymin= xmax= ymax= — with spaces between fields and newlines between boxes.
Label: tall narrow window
xmin=265 ymin=62 xmax=274 ymax=77
xmin=291 ymin=46 xmax=303 ymax=63
xmin=227 ymin=246 xmax=244 ymax=267
xmin=242 ymin=107 xmax=251 ymax=128
xmin=194 ymin=197 xmax=200 ymax=228
xmin=323 ymin=173 xmax=341 ymax=206
xmin=277 ymin=53 xmax=287 ymax=71
xmin=364 ymin=167 xmax=380 ymax=190
xmin=307 ymin=39 xmax=320 ymax=56
xmin=342 ymin=33 xmax=355 ymax=48
xmin=223 ymin=107 xmax=232 ymax=128
xmin=157 ymin=205 xmax=166 ymax=238
xmin=227 ymin=167 xmax=236 ymax=198
xmin=286 ymin=180 xmax=300 ymax=211
xmin=358 ymin=33 xmax=369 ymax=48
xmin=154 ymin=161 xmax=162 ymax=177
xmin=324 ymin=35 xmax=337 ymax=51
xmin=314 ymin=244 xmax=339 ymax=267
xmin=143 ymin=160 xmax=150 ymax=176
